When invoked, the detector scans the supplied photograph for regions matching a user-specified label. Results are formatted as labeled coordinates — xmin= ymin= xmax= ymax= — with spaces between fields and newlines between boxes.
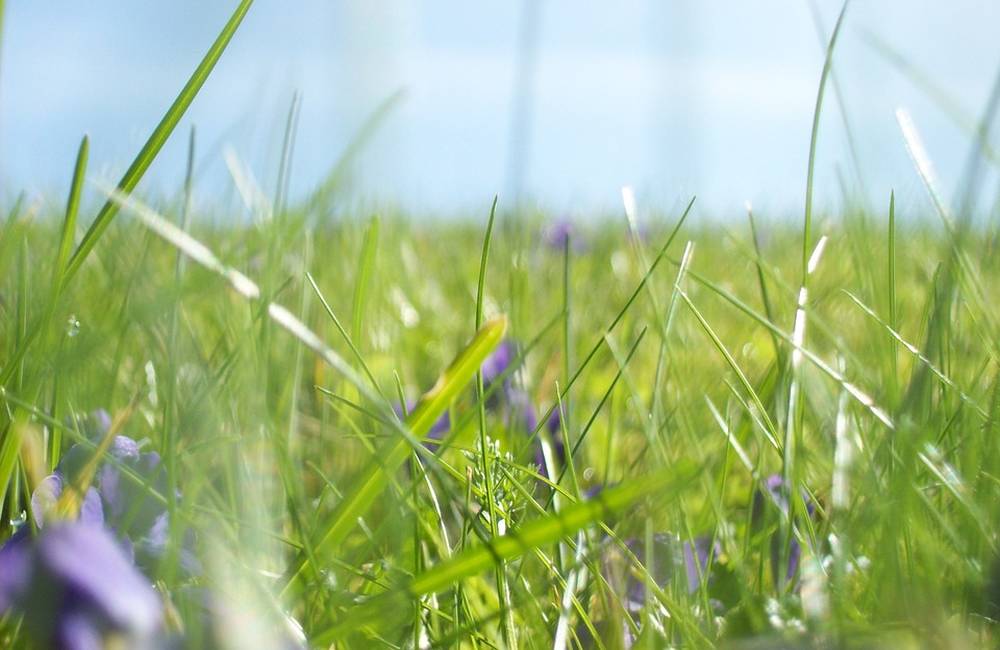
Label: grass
xmin=2 ymin=3 xmax=1000 ymax=649
xmin=2 ymin=191 xmax=999 ymax=647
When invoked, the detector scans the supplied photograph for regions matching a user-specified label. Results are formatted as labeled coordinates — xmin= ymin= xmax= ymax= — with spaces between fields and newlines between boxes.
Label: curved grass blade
xmin=685 ymin=269 xmax=894 ymax=429
xmin=54 ymin=136 xmax=88 ymax=283
xmin=844 ymin=290 xmax=987 ymax=419
xmin=802 ymin=0 xmax=849 ymax=284
xmin=63 ymin=0 xmax=255 ymax=283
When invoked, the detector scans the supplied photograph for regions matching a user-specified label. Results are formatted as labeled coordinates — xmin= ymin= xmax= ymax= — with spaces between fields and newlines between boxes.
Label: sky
xmin=2 ymin=1 xmax=999 ymax=220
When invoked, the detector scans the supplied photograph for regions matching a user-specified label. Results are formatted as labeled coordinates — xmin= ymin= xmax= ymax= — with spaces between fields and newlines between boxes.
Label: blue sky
xmin=2 ymin=2 xmax=999 ymax=219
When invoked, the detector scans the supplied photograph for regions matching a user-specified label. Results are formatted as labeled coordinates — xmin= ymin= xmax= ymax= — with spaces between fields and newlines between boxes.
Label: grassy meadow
xmin=2 ymin=1 xmax=1000 ymax=648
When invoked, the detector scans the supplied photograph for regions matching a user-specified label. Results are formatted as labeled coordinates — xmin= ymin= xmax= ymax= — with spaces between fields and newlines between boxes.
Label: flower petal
xmin=35 ymin=523 xmax=162 ymax=635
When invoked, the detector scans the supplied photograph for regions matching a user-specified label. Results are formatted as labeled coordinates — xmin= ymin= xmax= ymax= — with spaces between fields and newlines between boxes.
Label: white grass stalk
xmin=224 ymin=147 xmax=273 ymax=223
xmin=706 ymin=396 xmax=754 ymax=473
xmin=895 ymin=107 xmax=955 ymax=228
xmin=845 ymin=291 xmax=987 ymax=418
xmin=784 ymin=236 xmax=827 ymax=483
xmin=552 ymin=531 xmax=589 ymax=650
xmin=101 ymin=186 xmax=373 ymax=403
xmin=832 ymin=357 xmax=854 ymax=511
xmin=621 ymin=185 xmax=639 ymax=233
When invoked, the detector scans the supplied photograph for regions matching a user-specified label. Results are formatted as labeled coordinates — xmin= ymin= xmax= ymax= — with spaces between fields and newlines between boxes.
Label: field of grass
xmin=2 ymin=2 xmax=1000 ymax=648
xmin=2 ymin=186 xmax=999 ymax=648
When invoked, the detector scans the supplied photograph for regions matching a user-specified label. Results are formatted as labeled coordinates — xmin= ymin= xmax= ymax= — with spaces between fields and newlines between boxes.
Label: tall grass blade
xmin=63 ymin=0 xmax=255 ymax=283
xmin=801 ymin=0 xmax=849 ymax=284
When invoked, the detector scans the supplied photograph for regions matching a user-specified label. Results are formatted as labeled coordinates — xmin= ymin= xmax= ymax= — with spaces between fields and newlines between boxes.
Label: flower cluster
xmin=0 ymin=522 xmax=164 ymax=649
xmin=479 ymin=340 xmax=566 ymax=479
xmin=0 ymin=410 xmax=172 ymax=649
xmin=32 ymin=410 xmax=196 ymax=575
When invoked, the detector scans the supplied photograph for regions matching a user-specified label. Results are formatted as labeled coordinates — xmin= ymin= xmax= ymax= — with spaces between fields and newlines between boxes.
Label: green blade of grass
xmin=351 ymin=216 xmax=380 ymax=345
xmin=54 ymin=136 xmax=88 ymax=283
xmin=679 ymin=290 xmax=782 ymax=451
xmin=63 ymin=0 xmax=255 ymax=284
xmin=522 ymin=196 xmax=696 ymax=451
xmin=844 ymin=290 xmax=986 ymax=418
xmin=471 ymin=195 xmax=516 ymax=647
xmin=0 ymin=0 xmax=254 ymax=397
xmin=801 ymin=0 xmax=849 ymax=284
xmin=0 ymin=136 xmax=91 ymax=513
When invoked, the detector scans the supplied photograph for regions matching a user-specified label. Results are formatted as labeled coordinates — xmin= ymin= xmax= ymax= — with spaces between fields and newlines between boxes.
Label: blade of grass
xmin=63 ymin=0 xmax=255 ymax=283
xmin=523 ymin=196 xmax=696 ymax=453
xmin=471 ymin=196 xmax=516 ymax=647
xmin=685 ymin=268 xmax=894 ymax=428
xmin=53 ymin=137 xmax=88 ymax=283
xmin=273 ymin=91 xmax=302 ymax=217
xmin=679 ymin=291 xmax=781 ymax=451
xmin=843 ymin=290 xmax=986 ymax=418
xmin=351 ymin=216 xmax=380 ymax=345
xmin=801 ymin=0 xmax=849 ymax=285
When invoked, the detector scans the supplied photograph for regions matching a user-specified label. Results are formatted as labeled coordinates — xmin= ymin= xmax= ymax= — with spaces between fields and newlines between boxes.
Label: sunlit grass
xmin=2 ymin=187 xmax=999 ymax=646
xmin=0 ymin=1 xmax=999 ymax=647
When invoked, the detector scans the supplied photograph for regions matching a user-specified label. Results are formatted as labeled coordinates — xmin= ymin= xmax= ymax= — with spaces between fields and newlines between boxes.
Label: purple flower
xmin=393 ymin=401 xmax=450 ymax=451
xmin=35 ymin=410 xmax=195 ymax=575
xmin=534 ymin=404 xmax=566 ymax=479
xmin=0 ymin=522 xmax=163 ymax=649
xmin=545 ymin=403 xmax=562 ymax=436
xmin=543 ymin=219 xmax=587 ymax=252
xmin=683 ymin=536 xmax=716 ymax=594
xmin=501 ymin=391 xmax=568 ymax=480
xmin=30 ymin=474 xmax=104 ymax=529
xmin=480 ymin=340 xmax=515 ymax=390
xmin=532 ymin=432 xmax=566 ymax=481
xmin=753 ymin=474 xmax=815 ymax=586
xmin=505 ymin=389 xmax=538 ymax=434
xmin=99 ymin=439 xmax=168 ymax=542
xmin=588 ymin=532 xmax=719 ymax=646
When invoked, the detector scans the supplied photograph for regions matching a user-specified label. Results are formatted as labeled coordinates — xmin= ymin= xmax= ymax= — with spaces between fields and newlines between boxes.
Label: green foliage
xmin=2 ymin=192 xmax=998 ymax=647
xmin=0 ymin=2 xmax=998 ymax=644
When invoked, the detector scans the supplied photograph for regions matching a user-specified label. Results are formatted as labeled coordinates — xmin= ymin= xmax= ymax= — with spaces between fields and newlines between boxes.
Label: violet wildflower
xmin=502 ymin=391 xmax=567 ymax=479
xmin=0 ymin=522 xmax=163 ymax=649
xmin=480 ymin=340 xmax=515 ymax=391
xmin=393 ymin=401 xmax=450 ymax=451
xmin=533 ymin=404 xmax=566 ymax=480
xmin=35 ymin=410 xmax=197 ymax=575
xmin=505 ymin=389 xmax=538 ymax=434
xmin=683 ymin=536 xmax=716 ymax=594
xmin=31 ymin=473 xmax=104 ymax=529
xmin=753 ymin=474 xmax=816 ymax=586
xmin=543 ymin=219 xmax=587 ymax=252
